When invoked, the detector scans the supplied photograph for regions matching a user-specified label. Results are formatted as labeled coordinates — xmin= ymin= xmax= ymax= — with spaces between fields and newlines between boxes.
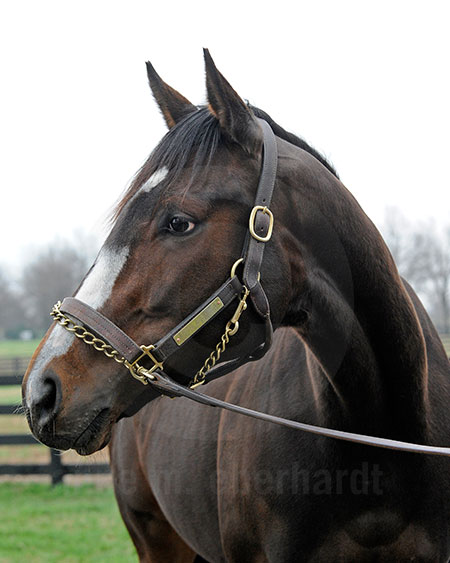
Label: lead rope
xmin=50 ymin=296 xmax=450 ymax=456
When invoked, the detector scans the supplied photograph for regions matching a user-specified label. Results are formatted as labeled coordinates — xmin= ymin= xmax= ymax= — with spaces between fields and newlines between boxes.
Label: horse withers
xmin=22 ymin=50 xmax=450 ymax=562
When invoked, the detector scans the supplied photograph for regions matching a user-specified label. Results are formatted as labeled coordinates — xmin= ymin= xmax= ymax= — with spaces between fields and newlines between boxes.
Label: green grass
xmin=0 ymin=483 xmax=136 ymax=562
xmin=0 ymin=385 xmax=21 ymax=405
xmin=0 ymin=339 xmax=40 ymax=358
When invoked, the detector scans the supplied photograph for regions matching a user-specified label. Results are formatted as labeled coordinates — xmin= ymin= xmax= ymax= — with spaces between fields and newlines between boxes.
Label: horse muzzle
xmin=23 ymin=366 xmax=113 ymax=455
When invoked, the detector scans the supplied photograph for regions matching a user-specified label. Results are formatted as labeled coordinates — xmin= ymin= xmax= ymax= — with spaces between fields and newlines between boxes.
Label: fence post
xmin=50 ymin=449 xmax=65 ymax=485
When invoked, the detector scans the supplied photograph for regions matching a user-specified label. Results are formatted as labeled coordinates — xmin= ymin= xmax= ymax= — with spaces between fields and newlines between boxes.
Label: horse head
xmin=22 ymin=51 xmax=298 ymax=455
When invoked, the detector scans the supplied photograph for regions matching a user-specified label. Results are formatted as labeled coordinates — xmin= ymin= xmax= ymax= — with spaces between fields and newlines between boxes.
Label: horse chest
xmin=219 ymin=503 xmax=442 ymax=562
xmin=215 ymin=424 xmax=449 ymax=561
xmin=308 ymin=514 xmax=439 ymax=562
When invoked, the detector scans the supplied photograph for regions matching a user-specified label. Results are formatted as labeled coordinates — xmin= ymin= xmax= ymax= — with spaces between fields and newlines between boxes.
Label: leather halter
xmin=52 ymin=119 xmax=450 ymax=457
xmin=57 ymin=118 xmax=277 ymax=386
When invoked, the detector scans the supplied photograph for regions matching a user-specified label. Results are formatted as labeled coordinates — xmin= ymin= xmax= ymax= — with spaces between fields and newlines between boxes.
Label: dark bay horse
xmin=23 ymin=51 xmax=450 ymax=561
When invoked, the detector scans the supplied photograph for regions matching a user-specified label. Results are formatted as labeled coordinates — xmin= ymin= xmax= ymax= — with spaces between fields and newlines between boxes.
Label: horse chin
xmin=73 ymin=432 xmax=111 ymax=456
xmin=71 ymin=408 xmax=113 ymax=456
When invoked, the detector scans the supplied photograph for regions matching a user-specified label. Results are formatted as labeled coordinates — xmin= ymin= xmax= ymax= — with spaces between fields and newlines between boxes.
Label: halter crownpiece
xmin=50 ymin=118 xmax=450 ymax=457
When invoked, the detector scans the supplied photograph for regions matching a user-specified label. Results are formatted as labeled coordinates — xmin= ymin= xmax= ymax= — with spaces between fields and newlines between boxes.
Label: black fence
xmin=0 ymin=358 xmax=110 ymax=484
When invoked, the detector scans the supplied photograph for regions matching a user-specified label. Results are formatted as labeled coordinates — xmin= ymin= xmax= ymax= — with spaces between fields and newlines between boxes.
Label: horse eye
xmin=168 ymin=216 xmax=196 ymax=234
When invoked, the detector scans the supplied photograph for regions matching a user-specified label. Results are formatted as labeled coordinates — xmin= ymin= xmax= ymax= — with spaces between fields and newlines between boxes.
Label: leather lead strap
xmin=148 ymin=371 xmax=450 ymax=457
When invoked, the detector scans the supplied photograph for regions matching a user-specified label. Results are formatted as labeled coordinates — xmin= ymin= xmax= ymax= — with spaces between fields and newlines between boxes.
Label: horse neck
xmin=280 ymin=152 xmax=428 ymax=441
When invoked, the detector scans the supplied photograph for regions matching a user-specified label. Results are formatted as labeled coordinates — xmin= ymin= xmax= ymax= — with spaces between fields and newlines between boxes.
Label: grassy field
xmin=0 ymin=342 xmax=135 ymax=561
xmin=0 ymin=339 xmax=40 ymax=358
xmin=0 ymin=483 xmax=136 ymax=562
xmin=0 ymin=385 xmax=21 ymax=405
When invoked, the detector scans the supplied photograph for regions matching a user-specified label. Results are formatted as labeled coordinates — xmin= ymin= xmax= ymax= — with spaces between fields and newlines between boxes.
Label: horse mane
xmin=113 ymin=105 xmax=338 ymax=220
xmin=249 ymin=105 xmax=338 ymax=178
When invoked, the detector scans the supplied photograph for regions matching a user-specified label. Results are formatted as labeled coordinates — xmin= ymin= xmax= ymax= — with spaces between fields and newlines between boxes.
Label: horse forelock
xmin=112 ymin=108 xmax=223 ymax=222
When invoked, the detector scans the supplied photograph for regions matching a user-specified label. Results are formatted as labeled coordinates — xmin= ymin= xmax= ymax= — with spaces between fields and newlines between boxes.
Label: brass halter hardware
xmin=230 ymin=257 xmax=244 ymax=278
xmin=129 ymin=345 xmax=164 ymax=382
xmin=249 ymin=206 xmax=274 ymax=242
xmin=189 ymin=259 xmax=250 ymax=388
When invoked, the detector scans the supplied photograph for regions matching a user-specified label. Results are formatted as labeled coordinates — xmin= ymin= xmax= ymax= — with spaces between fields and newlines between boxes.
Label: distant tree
xmin=382 ymin=206 xmax=411 ymax=274
xmin=21 ymin=237 xmax=98 ymax=334
xmin=424 ymin=227 xmax=450 ymax=333
xmin=381 ymin=209 xmax=450 ymax=334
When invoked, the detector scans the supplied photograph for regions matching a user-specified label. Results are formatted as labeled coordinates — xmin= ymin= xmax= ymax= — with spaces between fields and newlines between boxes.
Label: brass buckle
xmin=127 ymin=345 xmax=164 ymax=384
xmin=249 ymin=206 xmax=274 ymax=242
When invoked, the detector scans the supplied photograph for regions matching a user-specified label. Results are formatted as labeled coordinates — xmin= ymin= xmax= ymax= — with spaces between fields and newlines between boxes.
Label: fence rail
xmin=0 ymin=357 xmax=31 ymax=376
xmin=0 ymin=357 xmax=110 ymax=484
xmin=1 ymin=339 xmax=449 ymax=485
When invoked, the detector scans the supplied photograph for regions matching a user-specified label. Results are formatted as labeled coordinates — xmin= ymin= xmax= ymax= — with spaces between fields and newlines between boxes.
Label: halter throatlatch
xmin=49 ymin=119 xmax=450 ymax=457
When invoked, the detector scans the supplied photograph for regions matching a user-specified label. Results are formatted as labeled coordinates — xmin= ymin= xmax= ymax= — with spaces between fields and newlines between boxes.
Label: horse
xmin=22 ymin=50 xmax=450 ymax=562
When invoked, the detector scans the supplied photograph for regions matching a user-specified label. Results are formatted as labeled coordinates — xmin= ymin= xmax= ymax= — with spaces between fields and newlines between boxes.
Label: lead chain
xmin=190 ymin=286 xmax=250 ymax=389
xmin=190 ymin=324 xmax=233 ymax=388
xmin=50 ymin=302 xmax=149 ymax=384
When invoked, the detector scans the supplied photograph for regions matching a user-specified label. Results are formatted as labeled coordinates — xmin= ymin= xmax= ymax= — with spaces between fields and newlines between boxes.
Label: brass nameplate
xmin=173 ymin=297 xmax=224 ymax=346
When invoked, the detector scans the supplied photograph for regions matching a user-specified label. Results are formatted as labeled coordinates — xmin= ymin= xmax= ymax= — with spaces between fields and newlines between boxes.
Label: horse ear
xmin=203 ymin=49 xmax=262 ymax=155
xmin=146 ymin=61 xmax=197 ymax=129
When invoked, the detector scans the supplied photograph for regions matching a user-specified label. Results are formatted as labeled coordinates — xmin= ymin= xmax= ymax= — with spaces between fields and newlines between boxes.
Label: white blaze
xmin=26 ymin=246 xmax=129 ymax=401
xmin=140 ymin=166 xmax=168 ymax=193
xmin=26 ymin=168 xmax=169 ymax=404
xmin=75 ymin=246 xmax=129 ymax=310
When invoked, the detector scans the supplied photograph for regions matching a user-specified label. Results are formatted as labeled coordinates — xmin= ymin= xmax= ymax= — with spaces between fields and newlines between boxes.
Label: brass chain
xmin=190 ymin=286 xmax=250 ymax=388
xmin=190 ymin=324 xmax=234 ymax=388
xmin=50 ymin=302 xmax=150 ymax=384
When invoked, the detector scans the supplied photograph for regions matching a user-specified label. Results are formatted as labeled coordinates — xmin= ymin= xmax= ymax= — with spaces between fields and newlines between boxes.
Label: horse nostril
xmin=30 ymin=370 xmax=62 ymax=429
xmin=41 ymin=378 xmax=57 ymax=410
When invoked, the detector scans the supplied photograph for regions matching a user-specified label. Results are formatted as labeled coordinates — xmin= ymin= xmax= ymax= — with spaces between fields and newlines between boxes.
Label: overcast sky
xmin=1 ymin=1 xmax=448 ymax=271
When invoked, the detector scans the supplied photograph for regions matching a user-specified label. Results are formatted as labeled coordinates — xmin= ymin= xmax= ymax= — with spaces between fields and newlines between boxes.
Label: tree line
xmin=382 ymin=208 xmax=449 ymax=334
xmin=0 ymin=236 xmax=98 ymax=339
xmin=0 ymin=211 xmax=449 ymax=341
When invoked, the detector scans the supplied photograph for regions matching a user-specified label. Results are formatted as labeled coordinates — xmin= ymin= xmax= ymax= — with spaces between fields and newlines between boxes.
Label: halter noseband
xmin=49 ymin=119 xmax=450 ymax=457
